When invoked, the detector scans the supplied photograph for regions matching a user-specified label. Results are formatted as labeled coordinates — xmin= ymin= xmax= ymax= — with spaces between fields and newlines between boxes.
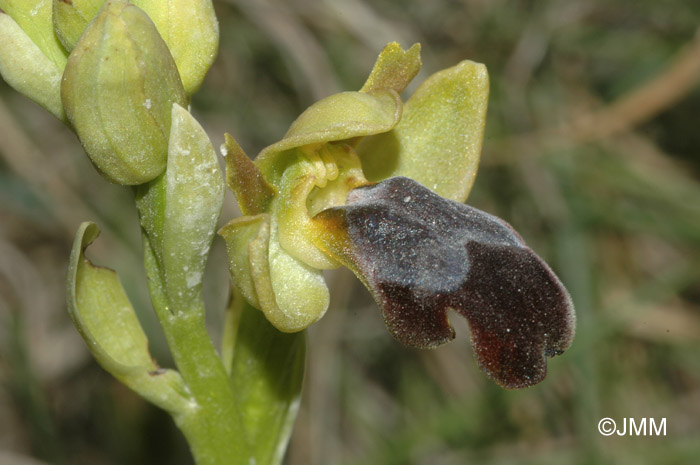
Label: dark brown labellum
xmin=319 ymin=177 xmax=575 ymax=389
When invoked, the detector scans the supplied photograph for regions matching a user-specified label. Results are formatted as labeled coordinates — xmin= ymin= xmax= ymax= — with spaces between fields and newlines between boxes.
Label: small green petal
xmin=0 ymin=13 xmax=65 ymax=121
xmin=223 ymin=133 xmax=276 ymax=215
xmin=358 ymin=60 xmax=489 ymax=203
xmin=360 ymin=42 xmax=421 ymax=95
xmin=66 ymin=222 xmax=192 ymax=414
xmin=256 ymin=89 xmax=401 ymax=174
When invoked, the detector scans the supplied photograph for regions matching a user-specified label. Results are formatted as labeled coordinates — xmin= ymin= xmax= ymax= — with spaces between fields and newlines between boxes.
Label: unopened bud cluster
xmin=0 ymin=0 xmax=219 ymax=185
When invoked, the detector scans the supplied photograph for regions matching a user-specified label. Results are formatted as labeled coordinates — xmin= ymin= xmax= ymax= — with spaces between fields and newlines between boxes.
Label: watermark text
xmin=598 ymin=417 xmax=666 ymax=436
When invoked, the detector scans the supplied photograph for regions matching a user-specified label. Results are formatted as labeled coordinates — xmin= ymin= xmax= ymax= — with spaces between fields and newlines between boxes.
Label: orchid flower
xmin=220 ymin=43 xmax=575 ymax=389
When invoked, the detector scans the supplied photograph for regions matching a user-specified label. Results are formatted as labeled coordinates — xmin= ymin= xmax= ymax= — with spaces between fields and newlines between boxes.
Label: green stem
xmin=143 ymin=238 xmax=250 ymax=465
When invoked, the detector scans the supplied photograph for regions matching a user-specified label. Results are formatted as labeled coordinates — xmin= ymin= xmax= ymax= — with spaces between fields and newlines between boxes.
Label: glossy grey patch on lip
xmin=335 ymin=176 xmax=575 ymax=389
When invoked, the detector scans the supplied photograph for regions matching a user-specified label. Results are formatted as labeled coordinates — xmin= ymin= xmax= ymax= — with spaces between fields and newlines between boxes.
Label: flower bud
xmin=132 ymin=0 xmax=218 ymax=95
xmin=53 ymin=0 xmax=104 ymax=52
xmin=61 ymin=0 xmax=187 ymax=185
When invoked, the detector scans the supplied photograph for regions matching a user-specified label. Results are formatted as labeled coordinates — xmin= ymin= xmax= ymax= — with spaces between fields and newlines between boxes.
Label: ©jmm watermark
xmin=598 ymin=417 xmax=667 ymax=436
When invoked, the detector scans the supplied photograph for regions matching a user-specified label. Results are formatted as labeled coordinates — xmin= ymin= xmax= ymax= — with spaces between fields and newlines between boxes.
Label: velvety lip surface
xmin=324 ymin=177 xmax=575 ymax=389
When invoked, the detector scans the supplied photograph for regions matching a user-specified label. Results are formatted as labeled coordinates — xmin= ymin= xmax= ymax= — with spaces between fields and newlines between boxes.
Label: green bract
xmin=67 ymin=222 xmax=193 ymax=414
xmin=61 ymin=0 xmax=187 ymax=185
xmin=136 ymin=103 xmax=225 ymax=310
xmin=220 ymin=42 xmax=490 ymax=333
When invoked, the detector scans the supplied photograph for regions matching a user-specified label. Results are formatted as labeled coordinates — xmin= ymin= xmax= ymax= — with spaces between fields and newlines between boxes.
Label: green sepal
xmin=223 ymin=133 xmax=276 ymax=216
xmin=136 ymin=103 xmax=224 ymax=310
xmin=61 ymin=0 xmax=188 ymax=185
xmin=66 ymin=222 xmax=192 ymax=414
xmin=132 ymin=0 xmax=219 ymax=95
xmin=0 ymin=0 xmax=68 ymax=69
xmin=360 ymin=42 xmax=421 ymax=95
xmin=223 ymin=292 xmax=305 ymax=465
xmin=358 ymin=60 xmax=489 ymax=202
xmin=219 ymin=213 xmax=330 ymax=333
xmin=0 ymin=13 xmax=66 ymax=121
xmin=219 ymin=213 xmax=271 ymax=310
xmin=53 ymin=0 xmax=104 ymax=52
xmin=256 ymin=89 xmax=402 ymax=177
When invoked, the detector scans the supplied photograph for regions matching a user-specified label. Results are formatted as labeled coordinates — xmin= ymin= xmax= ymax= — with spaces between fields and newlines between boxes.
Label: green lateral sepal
xmin=358 ymin=60 xmax=489 ymax=202
xmin=219 ymin=213 xmax=330 ymax=334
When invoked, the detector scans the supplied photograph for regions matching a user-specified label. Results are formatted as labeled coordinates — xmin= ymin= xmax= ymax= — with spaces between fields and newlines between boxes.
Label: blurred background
xmin=2 ymin=0 xmax=700 ymax=464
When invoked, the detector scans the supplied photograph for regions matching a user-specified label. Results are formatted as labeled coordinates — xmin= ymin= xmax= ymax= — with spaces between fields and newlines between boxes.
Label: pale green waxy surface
xmin=61 ymin=0 xmax=187 ymax=185
xmin=224 ymin=295 xmax=305 ymax=465
xmin=66 ymin=222 xmax=192 ymax=414
xmin=134 ymin=105 xmax=225 ymax=313
xmin=161 ymin=104 xmax=224 ymax=309
xmin=141 ymin=237 xmax=248 ymax=465
xmin=53 ymin=0 xmax=104 ymax=51
xmin=359 ymin=60 xmax=489 ymax=202
xmin=0 ymin=0 xmax=67 ymax=68
xmin=133 ymin=0 xmax=218 ymax=95
xmin=0 ymin=13 xmax=65 ymax=120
